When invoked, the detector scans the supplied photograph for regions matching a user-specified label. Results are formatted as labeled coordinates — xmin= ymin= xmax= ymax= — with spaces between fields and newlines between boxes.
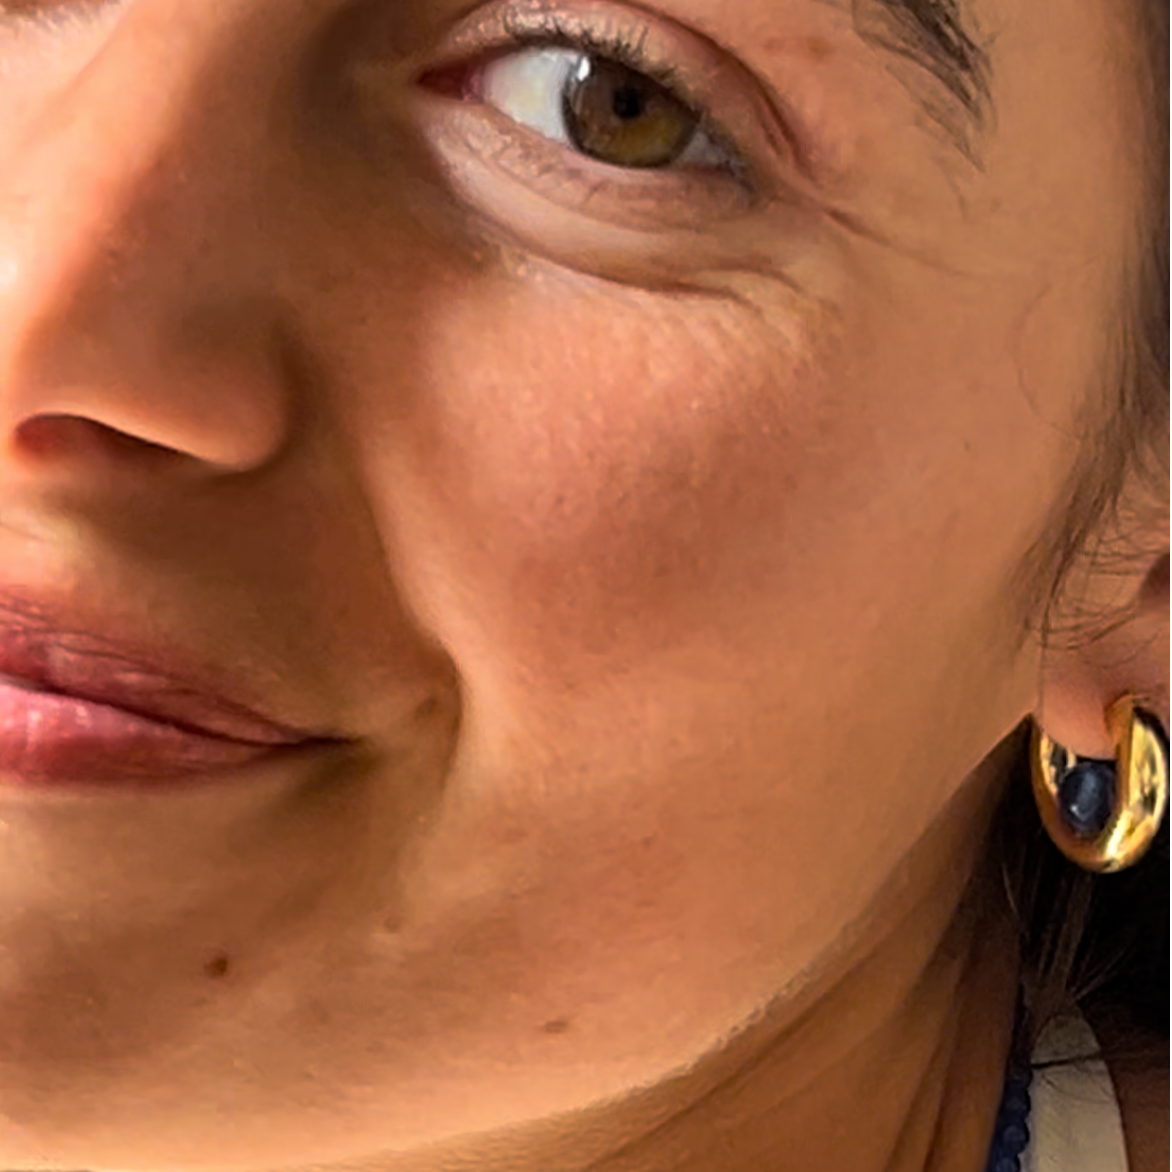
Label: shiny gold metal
xmin=1031 ymin=695 xmax=1169 ymax=872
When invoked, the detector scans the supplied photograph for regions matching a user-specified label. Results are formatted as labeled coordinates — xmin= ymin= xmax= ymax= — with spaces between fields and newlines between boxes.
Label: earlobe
xmin=1120 ymin=549 xmax=1169 ymax=735
xmin=1033 ymin=548 xmax=1169 ymax=761
xmin=1138 ymin=550 xmax=1169 ymax=608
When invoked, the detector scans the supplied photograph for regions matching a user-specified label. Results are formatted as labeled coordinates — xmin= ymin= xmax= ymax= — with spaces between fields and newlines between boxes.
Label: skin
xmin=0 ymin=0 xmax=1166 ymax=1169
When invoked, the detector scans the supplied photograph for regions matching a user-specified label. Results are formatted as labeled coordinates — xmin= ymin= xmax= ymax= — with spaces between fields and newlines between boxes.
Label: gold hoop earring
xmin=1030 ymin=695 xmax=1169 ymax=873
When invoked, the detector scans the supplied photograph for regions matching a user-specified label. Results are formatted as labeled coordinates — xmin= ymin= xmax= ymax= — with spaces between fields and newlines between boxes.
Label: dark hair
xmin=994 ymin=0 xmax=1169 ymax=1057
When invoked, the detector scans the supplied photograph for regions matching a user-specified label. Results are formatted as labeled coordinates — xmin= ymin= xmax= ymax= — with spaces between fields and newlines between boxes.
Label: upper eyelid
xmin=494 ymin=15 xmax=691 ymax=101
xmin=426 ymin=9 xmax=705 ymax=104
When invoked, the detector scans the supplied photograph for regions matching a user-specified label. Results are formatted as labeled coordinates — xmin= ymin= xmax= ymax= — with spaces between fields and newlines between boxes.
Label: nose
xmin=0 ymin=4 xmax=294 ymax=479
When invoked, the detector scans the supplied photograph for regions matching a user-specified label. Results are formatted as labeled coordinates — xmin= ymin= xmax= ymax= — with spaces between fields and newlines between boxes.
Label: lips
xmin=0 ymin=590 xmax=337 ymax=745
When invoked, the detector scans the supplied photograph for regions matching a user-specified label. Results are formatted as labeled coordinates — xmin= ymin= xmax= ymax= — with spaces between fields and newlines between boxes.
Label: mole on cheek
xmin=204 ymin=953 xmax=232 ymax=979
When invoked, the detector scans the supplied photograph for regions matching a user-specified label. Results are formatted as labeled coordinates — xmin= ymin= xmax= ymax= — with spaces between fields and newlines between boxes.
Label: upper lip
xmin=0 ymin=587 xmax=339 ymax=745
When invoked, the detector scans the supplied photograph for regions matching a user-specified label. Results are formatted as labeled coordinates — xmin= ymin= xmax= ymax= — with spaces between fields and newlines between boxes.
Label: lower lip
xmin=0 ymin=678 xmax=307 ymax=788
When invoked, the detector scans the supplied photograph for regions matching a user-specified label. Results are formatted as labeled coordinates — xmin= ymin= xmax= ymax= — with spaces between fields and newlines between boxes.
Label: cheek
xmin=297 ymin=255 xmax=1042 ymax=1105
xmin=379 ymin=275 xmax=840 ymax=678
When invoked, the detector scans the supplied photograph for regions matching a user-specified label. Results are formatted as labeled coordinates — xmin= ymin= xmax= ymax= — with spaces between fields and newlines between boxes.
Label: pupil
xmin=612 ymin=86 xmax=645 ymax=121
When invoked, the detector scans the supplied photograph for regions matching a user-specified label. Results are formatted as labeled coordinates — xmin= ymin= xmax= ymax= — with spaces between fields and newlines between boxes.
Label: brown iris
xmin=562 ymin=56 xmax=699 ymax=168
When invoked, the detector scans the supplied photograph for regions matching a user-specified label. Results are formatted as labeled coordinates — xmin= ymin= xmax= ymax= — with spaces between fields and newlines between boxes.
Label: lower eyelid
xmin=416 ymin=93 xmax=759 ymax=231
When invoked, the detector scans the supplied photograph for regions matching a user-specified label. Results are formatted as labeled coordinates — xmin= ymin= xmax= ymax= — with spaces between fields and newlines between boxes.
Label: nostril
xmin=12 ymin=413 xmax=183 ymax=467
xmin=15 ymin=415 xmax=92 ymax=460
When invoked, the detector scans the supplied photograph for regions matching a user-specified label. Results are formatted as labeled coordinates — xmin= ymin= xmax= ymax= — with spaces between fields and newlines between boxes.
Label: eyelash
xmin=429 ymin=11 xmax=751 ymax=182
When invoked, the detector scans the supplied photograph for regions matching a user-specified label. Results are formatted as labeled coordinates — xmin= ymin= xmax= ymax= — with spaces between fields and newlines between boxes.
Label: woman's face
xmin=0 ymin=0 xmax=1149 ymax=1168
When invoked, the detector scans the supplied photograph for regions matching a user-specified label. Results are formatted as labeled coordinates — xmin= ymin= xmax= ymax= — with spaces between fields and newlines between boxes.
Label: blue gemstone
xmin=1000 ymin=1088 xmax=1030 ymax=1117
xmin=1058 ymin=761 xmax=1115 ymax=837
xmin=1000 ymin=1122 xmax=1030 ymax=1152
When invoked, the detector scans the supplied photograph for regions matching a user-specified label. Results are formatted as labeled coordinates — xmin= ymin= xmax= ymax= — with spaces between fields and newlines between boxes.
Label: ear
xmin=1035 ymin=545 xmax=1169 ymax=759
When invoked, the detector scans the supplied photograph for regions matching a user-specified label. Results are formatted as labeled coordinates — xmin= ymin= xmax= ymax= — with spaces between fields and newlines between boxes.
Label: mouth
xmin=0 ymin=588 xmax=346 ymax=786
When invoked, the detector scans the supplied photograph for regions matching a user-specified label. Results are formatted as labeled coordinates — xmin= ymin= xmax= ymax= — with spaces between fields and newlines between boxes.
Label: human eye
xmin=410 ymin=5 xmax=788 ymax=214
xmin=444 ymin=19 xmax=738 ymax=175
xmin=393 ymin=2 xmax=809 ymax=258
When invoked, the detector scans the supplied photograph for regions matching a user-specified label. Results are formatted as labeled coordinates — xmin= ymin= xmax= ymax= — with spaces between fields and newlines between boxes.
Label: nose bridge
xmin=1 ymin=6 xmax=265 ymax=335
xmin=0 ymin=3 xmax=294 ymax=469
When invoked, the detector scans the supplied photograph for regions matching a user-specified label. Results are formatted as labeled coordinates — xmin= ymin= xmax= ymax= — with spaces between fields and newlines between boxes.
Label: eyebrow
xmin=847 ymin=0 xmax=994 ymax=166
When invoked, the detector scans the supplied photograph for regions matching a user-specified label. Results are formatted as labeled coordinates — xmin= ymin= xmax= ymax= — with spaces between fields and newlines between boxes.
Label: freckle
xmin=543 ymin=1018 xmax=572 ymax=1035
xmin=204 ymin=953 xmax=231 ymax=979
